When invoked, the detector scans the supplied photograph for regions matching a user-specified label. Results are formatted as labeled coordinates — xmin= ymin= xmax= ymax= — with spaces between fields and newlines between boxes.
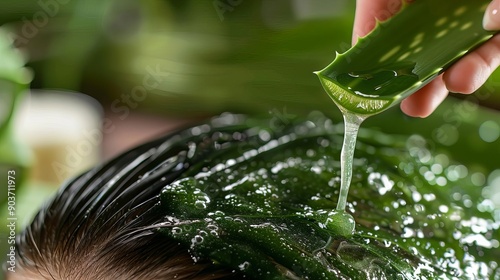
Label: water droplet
xmin=234 ymin=217 xmax=245 ymax=223
xmin=412 ymin=192 xmax=422 ymax=203
xmin=193 ymin=189 xmax=211 ymax=209
xmin=368 ymin=172 xmax=394 ymax=195
xmin=471 ymin=172 xmax=486 ymax=187
xmin=431 ymin=163 xmax=443 ymax=174
xmin=479 ymin=120 xmax=500 ymax=143
xmin=414 ymin=208 xmax=426 ymax=218
xmin=172 ymin=227 xmax=182 ymax=235
xmin=306 ymin=149 xmax=316 ymax=157
xmin=191 ymin=235 xmax=204 ymax=246
xmin=439 ymin=205 xmax=449 ymax=213
xmin=436 ymin=176 xmax=447 ymax=186
xmin=238 ymin=261 xmax=251 ymax=271
xmin=258 ymin=130 xmax=271 ymax=142
xmin=194 ymin=201 xmax=206 ymax=209
xmin=423 ymin=193 xmax=436 ymax=201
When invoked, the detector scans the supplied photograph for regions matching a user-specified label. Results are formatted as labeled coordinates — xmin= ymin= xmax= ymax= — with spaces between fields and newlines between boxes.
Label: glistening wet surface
xmin=135 ymin=113 xmax=500 ymax=279
xmin=335 ymin=62 xmax=419 ymax=98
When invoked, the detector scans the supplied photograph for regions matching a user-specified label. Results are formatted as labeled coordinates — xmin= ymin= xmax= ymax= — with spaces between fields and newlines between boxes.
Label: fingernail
xmin=483 ymin=0 xmax=500 ymax=30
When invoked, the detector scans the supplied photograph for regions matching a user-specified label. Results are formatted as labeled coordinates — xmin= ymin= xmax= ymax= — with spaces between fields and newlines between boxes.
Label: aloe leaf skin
xmin=316 ymin=0 xmax=498 ymax=116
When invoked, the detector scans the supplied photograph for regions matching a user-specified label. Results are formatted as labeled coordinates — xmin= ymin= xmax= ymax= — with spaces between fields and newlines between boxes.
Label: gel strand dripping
xmin=325 ymin=111 xmax=365 ymax=237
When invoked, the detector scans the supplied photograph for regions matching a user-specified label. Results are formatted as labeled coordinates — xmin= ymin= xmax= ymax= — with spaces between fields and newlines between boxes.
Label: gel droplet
xmin=325 ymin=211 xmax=356 ymax=237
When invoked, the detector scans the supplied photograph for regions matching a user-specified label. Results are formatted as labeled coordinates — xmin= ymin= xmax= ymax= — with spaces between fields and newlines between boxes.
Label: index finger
xmin=352 ymin=0 xmax=406 ymax=44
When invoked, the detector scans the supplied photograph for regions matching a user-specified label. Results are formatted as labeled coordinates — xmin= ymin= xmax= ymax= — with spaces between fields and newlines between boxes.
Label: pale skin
xmin=353 ymin=0 xmax=500 ymax=117
xmin=6 ymin=271 xmax=38 ymax=280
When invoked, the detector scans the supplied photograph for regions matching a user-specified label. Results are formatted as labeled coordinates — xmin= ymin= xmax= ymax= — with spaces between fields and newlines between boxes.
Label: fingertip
xmin=400 ymin=96 xmax=435 ymax=118
xmin=400 ymin=76 xmax=449 ymax=118
xmin=444 ymin=35 xmax=500 ymax=94
xmin=352 ymin=0 xmax=403 ymax=44
xmin=483 ymin=0 xmax=500 ymax=31
xmin=443 ymin=55 xmax=485 ymax=94
xmin=400 ymin=98 xmax=425 ymax=118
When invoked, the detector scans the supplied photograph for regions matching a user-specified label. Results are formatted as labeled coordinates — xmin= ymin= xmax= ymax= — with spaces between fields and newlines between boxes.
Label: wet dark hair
xmin=13 ymin=115 xmax=248 ymax=280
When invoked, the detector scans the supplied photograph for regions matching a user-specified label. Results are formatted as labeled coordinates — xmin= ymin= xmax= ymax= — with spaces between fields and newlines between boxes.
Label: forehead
xmin=6 ymin=271 xmax=42 ymax=280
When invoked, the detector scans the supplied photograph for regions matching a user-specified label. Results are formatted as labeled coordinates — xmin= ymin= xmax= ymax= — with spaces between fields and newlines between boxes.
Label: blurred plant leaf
xmin=0 ymin=26 xmax=32 ymax=167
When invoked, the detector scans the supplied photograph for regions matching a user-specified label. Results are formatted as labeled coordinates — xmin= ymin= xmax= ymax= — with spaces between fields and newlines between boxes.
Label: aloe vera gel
xmin=324 ymin=112 xmax=365 ymax=236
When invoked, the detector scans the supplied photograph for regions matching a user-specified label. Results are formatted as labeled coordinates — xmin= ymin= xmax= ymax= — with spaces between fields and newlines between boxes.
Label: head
xmin=7 ymin=130 xmax=238 ymax=280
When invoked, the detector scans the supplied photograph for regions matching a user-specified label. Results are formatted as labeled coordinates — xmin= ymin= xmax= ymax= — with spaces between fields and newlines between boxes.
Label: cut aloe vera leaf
xmin=316 ymin=0 xmax=498 ymax=116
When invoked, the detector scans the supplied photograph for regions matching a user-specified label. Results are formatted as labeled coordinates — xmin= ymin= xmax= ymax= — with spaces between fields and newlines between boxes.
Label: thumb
xmin=483 ymin=0 xmax=500 ymax=30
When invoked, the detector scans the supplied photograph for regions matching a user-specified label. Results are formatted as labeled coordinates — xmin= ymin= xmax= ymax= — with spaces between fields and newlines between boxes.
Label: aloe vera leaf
xmin=316 ymin=0 xmax=498 ymax=116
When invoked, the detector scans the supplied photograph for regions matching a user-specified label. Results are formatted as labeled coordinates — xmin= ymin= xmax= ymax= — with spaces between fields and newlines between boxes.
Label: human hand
xmin=352 ymin=0 xmax=500 ymax=117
